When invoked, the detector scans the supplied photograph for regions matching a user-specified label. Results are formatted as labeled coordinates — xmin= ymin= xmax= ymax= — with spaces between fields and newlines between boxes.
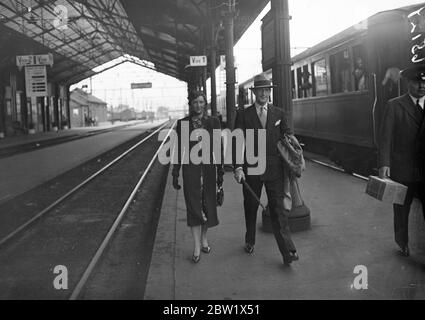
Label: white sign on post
xmin=16 ymin=55 xmax=35 ymax=67
xmin=17 ymin=53 xmax=54 ymax=67
xmin=190 ymin=55 xmax=207 ymax=66
xmin=25 ymin=66 xmax=47 ymax=97
xmin=35 ymin=53 xmax=54 ymax=66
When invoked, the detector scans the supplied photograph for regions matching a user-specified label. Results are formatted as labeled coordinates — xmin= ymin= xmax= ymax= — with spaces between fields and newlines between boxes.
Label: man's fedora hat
xmin=400 ymin=64 xmax=425 ymax=81
xmin=249 ymin=74 xmax=276 ymax=90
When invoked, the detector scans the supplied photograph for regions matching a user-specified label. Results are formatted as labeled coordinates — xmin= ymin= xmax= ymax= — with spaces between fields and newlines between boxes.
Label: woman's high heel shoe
xmin=192 ymin=255 xmax=200 ymax=263
xmin=201 ymin=246 xmax=211 ymax=254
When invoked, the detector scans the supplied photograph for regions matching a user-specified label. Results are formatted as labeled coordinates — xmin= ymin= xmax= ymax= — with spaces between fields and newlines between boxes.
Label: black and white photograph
xmin=0 ymin=0 xmax=424 ymax=305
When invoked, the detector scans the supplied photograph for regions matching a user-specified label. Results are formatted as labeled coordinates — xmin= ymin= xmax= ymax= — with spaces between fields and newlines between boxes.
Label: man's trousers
xmin=243 ymin=175 xmax=296 ymax=260
xmin=393 ymin=181 xmax=425 ymax=248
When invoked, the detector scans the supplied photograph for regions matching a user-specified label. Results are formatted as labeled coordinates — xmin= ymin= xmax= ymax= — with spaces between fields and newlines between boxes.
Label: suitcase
xmin=365 ymin=176 xmax=408 ymax=205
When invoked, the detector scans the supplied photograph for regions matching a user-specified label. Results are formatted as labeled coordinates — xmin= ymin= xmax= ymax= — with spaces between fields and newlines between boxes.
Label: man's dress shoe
xmin=283 ymin=252 xmax=299 ymax=266
xmin=245 ymin=243 xmax=254 ymax=254
xmin=290 ymin=251 xmax=299 ymax=261
xmin=400 ymin=246 xmax=410 ymax=257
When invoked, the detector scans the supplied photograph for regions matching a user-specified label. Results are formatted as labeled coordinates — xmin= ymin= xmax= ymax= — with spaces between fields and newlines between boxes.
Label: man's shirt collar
xmin=409 ymin=94 xmax=425 ymax=109
xmin=255 ymin=102 xmax=268 ymax=111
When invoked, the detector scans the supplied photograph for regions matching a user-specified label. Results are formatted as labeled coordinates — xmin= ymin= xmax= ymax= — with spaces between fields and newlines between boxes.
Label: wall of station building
xmin=0 ymin=65 xmax=71 ymax=138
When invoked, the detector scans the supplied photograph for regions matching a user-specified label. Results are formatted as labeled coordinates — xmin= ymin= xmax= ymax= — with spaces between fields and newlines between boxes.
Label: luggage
xmin=365 ymin=176 xmax=408 ymax=205
xmin=277 ymin=134 xmax=305 ymax=178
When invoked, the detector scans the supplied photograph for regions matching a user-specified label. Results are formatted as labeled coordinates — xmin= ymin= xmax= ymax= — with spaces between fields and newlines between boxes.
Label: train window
xmin=330 ymin=49 xmax=353 ymax=93
xmin=291 ymin=70 xmax=296 ymax=99
xmin=296 ymin=67 xmax=303 ymax=98
xmin=312 ymin=59 xmax=328 ymax=96
xmin=301 ymin=65 xmax=313 ymax=97
xmin=352 ymin=45 xmax=367 ymax=91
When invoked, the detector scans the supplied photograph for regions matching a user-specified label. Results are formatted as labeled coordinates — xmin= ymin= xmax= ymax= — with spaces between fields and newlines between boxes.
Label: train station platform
xmin=0 ymin=120 xmax=146 ymax=150
xmin=145 ymin=161 xmax=425 ymax=300
xmin=0 ymin=120 xmax=166 ymax=204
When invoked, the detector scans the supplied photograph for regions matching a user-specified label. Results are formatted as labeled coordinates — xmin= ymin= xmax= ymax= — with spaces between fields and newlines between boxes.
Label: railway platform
xmin=0 ymin=120 xmax=166 ymax=204
xmin=145 ymin=160 xmax=425 ymax=300
xmin=0 ymin=120 xmax=147 ymax=153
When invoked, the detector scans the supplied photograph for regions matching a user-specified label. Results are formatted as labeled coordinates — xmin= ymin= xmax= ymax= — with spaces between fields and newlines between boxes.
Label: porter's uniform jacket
xmin=378 ymin=93 xmax=424 ymax=183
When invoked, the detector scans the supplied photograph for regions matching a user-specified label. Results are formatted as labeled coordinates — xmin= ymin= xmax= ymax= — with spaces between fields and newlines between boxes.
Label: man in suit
xmin=378 ymin=64 xmax=425 ymax=257
xmin=233 ymin=74 xmax=298 ymax=266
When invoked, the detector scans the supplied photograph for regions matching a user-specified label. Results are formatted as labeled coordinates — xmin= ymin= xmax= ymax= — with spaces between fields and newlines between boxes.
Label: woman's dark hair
xmin=188 ymin=90 xmax=207 ymax=105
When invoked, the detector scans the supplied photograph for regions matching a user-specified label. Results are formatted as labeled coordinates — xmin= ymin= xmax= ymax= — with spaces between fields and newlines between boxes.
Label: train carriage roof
xmin=238 ymin=2 xmax=425 ymax=88
xmin=292 ymin=2 xmax=425 ymax=63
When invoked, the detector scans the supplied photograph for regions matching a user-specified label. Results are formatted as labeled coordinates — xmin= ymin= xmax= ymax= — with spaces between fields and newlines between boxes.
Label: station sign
xmin=35 ymin=53 xmax=54 ymax=66
xmin=190 ymin=55 xmax=207 ymax=67
xmin=16 ymin=53 xmax=54 ymax=67
xmin=131 ymin=82 xmax=152 ymax=89
xmin=16 ymin=55 xmax=35 ymax=67
xmin=25 ymin=65 xmax=48 ymax=97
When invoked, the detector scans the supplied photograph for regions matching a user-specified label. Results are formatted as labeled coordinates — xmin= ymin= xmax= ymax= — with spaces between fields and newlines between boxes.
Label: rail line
xmin=69 ymin=120 xmax=176 ymax=299
xmin=0 ymin=120 xmax=171 ymax=248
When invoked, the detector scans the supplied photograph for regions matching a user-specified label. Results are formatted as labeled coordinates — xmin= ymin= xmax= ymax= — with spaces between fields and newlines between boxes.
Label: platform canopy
xmin=0 ymin=0 xmax=268 ymax=84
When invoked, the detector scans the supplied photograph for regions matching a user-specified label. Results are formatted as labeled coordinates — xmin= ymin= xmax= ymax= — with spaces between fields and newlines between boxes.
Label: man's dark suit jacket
xmin=378 ymin=93 xmax=424 ymax=182
xmin=418 ymin=105 xmax=425 ymax=179
xmin=233 ymin=103 xmax=291 ymax=181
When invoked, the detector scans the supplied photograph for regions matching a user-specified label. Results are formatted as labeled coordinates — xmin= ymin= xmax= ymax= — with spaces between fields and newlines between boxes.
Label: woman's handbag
xmin=217 ymin=186 xmax=224 ymax=206
xmin=277 ymin=134 xmax=306 ymax=178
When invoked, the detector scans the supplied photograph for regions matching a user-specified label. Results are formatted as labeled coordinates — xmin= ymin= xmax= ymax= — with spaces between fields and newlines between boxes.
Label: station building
xmin=70 ymin=88 xmax=107 ymax=127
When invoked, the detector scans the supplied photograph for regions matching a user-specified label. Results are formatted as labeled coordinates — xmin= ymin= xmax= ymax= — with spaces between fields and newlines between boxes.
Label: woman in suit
xmin=172 ymin=90 xmax=224 ymax=263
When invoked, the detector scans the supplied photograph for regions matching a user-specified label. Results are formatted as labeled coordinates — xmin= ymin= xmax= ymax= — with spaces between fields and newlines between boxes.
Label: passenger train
xmin=218 ymin=3 xmax=425 ymax=175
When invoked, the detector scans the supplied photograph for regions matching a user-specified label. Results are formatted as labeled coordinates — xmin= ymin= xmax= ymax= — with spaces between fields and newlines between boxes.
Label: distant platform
xmin=0 ymin=120 xmax=166 ymax=204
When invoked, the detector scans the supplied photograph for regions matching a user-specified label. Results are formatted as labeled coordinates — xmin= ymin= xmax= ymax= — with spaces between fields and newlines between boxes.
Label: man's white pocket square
xmin=275 ymin=120 xmax=281 ymax=126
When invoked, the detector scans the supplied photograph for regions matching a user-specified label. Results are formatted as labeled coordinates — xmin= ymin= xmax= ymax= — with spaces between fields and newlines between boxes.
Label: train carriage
xmin=233 ymin=3 xmax=425 ymax=175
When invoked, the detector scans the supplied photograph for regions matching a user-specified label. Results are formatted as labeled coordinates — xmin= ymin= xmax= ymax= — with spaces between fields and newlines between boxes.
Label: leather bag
xmin=277 ymin=134 xmax=306 ymax=178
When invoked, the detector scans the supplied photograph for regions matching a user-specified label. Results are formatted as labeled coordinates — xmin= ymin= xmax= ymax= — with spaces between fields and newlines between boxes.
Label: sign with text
xmin=17 ymin=53 xmax=54 ymax=67
xmin=16 ymin=55 xmax=34 ymax=67
xmin=35 ymin=53 xmax=54 ymax=66
xmin=25 ymin=66 xmax=47 ymax=97
xmin=190 ymin=55 xmax=207 ymax=66
xmin=131 ymin=82 xmax=152 ymax=89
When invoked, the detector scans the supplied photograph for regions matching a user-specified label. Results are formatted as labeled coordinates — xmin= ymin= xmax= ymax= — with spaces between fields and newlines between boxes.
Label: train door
xmin=366 ymin=12 xmax=411 ymax=144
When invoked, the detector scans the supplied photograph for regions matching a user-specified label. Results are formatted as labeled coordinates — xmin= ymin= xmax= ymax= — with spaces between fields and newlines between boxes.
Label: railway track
xmin=0 ymin=120 xmax=175 ymax=299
